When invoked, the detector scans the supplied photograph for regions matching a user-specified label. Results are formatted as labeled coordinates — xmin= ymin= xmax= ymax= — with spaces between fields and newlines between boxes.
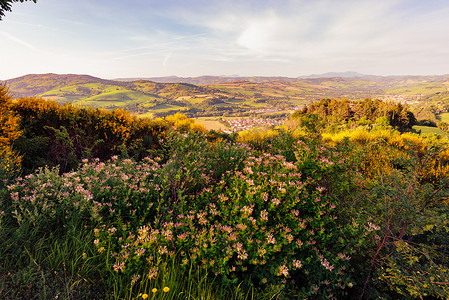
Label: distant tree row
xmin=292 ymin=98 xmax=416 ymax=132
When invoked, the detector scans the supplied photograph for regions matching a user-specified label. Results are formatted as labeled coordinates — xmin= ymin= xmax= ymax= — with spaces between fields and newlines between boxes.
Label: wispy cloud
xmin=2 ymin=0 xmax=449 ymax=78
xmin=0 ymin=31 xmax=36 ymax=50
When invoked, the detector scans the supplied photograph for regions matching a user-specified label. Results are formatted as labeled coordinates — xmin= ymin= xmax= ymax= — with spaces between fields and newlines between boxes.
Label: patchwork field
xmin=3 ymin=73 xmax=449 ymax=122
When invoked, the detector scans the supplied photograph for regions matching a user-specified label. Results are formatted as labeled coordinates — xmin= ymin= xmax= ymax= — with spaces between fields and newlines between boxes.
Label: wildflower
xmin=236 ymin=223 xmax=247 ymax=231
xmin=152 ymin=288 xmax=157 ymax=293
xmin=237 ymin=251 xmax=248 ymax=260
xmin=292 ymin=259 xmax=302 ymax=269
xmin=366 ymin=222 xmax=380 ymax=231
xmin=243 ymin=166 xmax=253 ymax=174
xmin=262 ymin=192 xmax=269 ymax=201
xmin=320 ymin=256 xmax=334 ymax=271
xmin=163 ymin=287 xmax=170 ymax=293
xmin=240 ymin=205 xmax=253 ymax=216
xmin=113 ymin=261 xmax=125 ymax=272
xmin=142 ymin=294 xmax=148 ymax=299
xmin=283 ymin=161 xmax=296 ymax=169
xmin=278 ymin=265 xmax=289 ymax=277
xmin=337 ymin=253 xmax=351 ymax=260
xmin=266 ymin=232 xmax=276 ymax=244
xmin=131 ymin=274 xmax=140 ymax=285
xmin=158 ymin=246 xmax=167 ymax=255
xmin=135 ymin=248 xmax=145 ymax=256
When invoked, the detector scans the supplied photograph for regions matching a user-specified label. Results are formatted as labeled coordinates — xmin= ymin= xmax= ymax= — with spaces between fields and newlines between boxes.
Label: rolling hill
xmin=3 ymin=73 xmax=449 ymax=121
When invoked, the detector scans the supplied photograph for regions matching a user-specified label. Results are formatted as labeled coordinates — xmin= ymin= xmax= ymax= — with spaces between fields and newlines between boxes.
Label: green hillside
xmin=4 ymin=73 xmax=449 ymax=120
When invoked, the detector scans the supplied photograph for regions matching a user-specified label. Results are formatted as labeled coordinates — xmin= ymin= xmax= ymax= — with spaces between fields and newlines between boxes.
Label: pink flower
xmin=113 ymin=261 xmax=125 ymax=272
xmin=277 ymin=265 xmax=289 ymax=277
xmin=292 ymin=259 xmax=302 ymax=269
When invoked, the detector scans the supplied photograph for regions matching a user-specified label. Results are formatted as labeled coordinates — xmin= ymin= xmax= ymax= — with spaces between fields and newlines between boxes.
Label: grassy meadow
xmin=413 ymin=125 xmax=449 ymax=137
xmin=437 ymin=112 xmax=449 ymax=123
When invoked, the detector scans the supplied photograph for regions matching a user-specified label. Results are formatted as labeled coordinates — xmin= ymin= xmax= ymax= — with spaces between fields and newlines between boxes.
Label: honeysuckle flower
xmin=278 ymin=265 xmax=289 ymax=277
xmin=292 ymin=259 xmax=302 ymax=269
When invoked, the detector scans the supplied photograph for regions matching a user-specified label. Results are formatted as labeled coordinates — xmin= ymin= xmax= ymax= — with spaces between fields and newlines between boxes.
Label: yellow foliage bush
xmin=236 ymin=127 xmax=279 ymax=149
xmin=323 ymin=127 xmax=449 ymax=184
xmin=155 ymin=113 xmax=206 ymax=133
xmin=0 ymin=84 xmax=22 ymax=184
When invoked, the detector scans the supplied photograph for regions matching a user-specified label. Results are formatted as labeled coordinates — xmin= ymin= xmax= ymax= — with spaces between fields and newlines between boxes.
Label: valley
xmin=3 ymin=73 xmax=449 ymax=132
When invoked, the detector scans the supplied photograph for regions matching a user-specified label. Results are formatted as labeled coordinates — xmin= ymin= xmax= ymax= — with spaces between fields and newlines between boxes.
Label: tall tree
xmin=0 ymin=0 xmax=36 ymax=20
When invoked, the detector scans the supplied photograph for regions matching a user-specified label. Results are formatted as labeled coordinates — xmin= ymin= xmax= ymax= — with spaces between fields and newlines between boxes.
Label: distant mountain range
xmin=114 ymin=75 xmax=299 ymax=85
xmin=113 ymin=72 xmax=371 ymax=84
xmin=299 ymin=71 xmax=370 ymax=78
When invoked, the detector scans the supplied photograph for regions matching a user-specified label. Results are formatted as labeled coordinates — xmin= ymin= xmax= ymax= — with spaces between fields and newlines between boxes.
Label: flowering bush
xmin=8 ymin=128 xmax=447 ymax=299
xmin=2 ymin=130 xmax=369 ymax=298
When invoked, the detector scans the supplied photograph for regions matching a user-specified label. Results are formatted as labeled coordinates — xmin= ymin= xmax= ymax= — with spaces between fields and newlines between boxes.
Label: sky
xmin=1 ymin=0 xmax=449 ymax=80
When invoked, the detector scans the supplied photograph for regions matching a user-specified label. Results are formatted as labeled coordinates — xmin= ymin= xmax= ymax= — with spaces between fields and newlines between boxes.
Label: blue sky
xmin=1 ymin=0 xmax=449 ymax=79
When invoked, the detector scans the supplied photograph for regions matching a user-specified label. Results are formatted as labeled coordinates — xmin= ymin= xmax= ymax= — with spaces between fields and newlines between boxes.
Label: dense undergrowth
xmin=1 ymin=85 xmax=449 ymax=299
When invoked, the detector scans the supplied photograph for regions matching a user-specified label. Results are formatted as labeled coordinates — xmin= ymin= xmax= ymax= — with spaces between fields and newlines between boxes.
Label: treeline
xmin=293 ymin=98 xmax=416 ymax=132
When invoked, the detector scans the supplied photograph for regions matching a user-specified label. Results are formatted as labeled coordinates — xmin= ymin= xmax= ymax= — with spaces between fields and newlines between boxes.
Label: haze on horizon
xmin=1 ymin=0 xmax=449 ymax=80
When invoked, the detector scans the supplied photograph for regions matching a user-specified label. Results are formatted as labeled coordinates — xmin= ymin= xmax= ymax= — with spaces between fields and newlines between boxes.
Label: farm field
xmin=194 ymin=117 xmax=229 ymax=131
xmin=413 ymin=125 xmax=449 ymax=137
xmin=437 ymin=112 xmax=449 ymax=123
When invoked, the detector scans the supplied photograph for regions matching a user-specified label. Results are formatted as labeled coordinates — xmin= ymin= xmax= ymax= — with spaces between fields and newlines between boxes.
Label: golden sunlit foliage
xmin=5 ymin=95 xmax=208 ymax=174
xmin=236 ymin=127 xmax=279 ymax=148
xmin=155 ymin=113 xmax=207 ymax=133
xmin=8 ymin=96 xmax=164 ymax=173
xmin=292 ymin=98 xmax=416 ymax=132
xmin=0 ymin=86 xmax=22 ymax=147
xmin=0 ymin=84 xmax=22 ymax=185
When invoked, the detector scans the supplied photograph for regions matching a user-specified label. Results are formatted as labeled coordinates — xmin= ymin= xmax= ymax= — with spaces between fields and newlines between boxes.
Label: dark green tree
xmin=0 ymin=0 xmax=36 ymax=20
